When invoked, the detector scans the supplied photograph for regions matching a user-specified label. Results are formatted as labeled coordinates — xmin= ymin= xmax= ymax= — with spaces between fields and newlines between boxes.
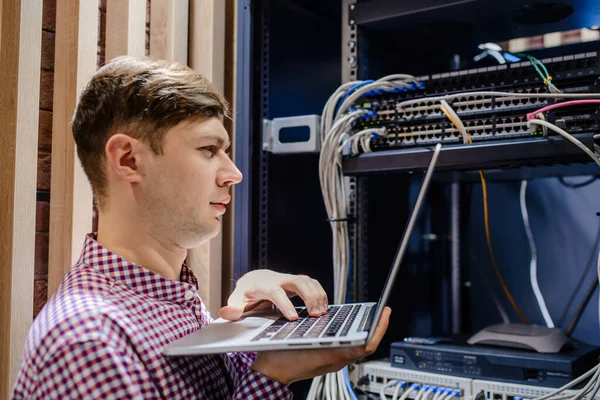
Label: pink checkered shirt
xmin=13 ymin=235 xmax=292 ymax=399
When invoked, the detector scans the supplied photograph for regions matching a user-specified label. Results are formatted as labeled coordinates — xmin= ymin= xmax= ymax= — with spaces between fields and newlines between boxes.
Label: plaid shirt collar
xmin=78 ymin=234 xmax=200 ymax=304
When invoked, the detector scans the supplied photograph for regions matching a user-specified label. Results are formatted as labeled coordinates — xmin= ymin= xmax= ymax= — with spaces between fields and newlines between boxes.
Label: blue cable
xmin=336 ymin=80 xmax=374 ymax=113
xmin=343 ymin=367 xmax=359 ymax=400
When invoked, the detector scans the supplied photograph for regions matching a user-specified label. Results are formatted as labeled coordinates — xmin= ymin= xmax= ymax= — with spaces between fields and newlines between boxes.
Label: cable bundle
xmin=314 ymin=56 xmax=600 ymax=398
xmin=310 ymin=74 xmax=419 ymax=400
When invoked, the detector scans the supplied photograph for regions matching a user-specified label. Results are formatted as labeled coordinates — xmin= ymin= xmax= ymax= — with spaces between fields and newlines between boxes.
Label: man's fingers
xmin=266 ymin=287 xmax=298 ymax=320
xmin=365 ymin=306 xmax=391 ymax=355
xmin=218 ymin=289 xmax=248 ymax=321
xmin=283 ymin=276 xmax=323 ymax=317
xmin=312 ymin=279 xmax=329 ymax=313
xmin=219 ymin=305 xmax=245 ymax=321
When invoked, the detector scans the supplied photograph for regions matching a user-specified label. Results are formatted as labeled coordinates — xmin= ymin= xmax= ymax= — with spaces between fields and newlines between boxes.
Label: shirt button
xmin=184 ymin=290 xmax=194 ymax=301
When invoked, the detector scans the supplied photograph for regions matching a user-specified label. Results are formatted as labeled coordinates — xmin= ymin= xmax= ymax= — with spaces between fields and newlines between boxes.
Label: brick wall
xmin=33 ymin=0 xmax=107 ymax=317
xmin=33 ymin=0 xmax=56 ymax=318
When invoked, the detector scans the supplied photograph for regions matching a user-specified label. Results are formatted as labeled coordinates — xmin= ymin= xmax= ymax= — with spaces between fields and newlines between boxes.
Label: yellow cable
xmin=440 ymin=104 xmax=472 ymax=144
xmin=440 ymin=104 xmax=529 ymax=323
xmin=479 ymin=170 xmax=529 ymax=323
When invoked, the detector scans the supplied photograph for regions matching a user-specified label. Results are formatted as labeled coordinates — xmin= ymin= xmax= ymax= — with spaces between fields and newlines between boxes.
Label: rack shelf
xmin=351 ymin=0 xmax=600 ymax=44
xmin=342 ymin=133 xmax=598 ymax=175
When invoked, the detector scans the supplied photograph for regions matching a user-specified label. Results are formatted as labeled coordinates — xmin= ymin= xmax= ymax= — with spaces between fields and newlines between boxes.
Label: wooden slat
xmin=187 ymin=0 xmax=227 ymax=316
xmin=0 ymin=0 xmax=42 ymax=395
xmin=149 ymin=0 xmax=189 ymax=64
xmin=221 ymin=0 xmax=238 ymax=305
xmin=106 ymin=0 xmax=146 ymax=62
xmin=47 ymin=0 xmax=98 ymax=298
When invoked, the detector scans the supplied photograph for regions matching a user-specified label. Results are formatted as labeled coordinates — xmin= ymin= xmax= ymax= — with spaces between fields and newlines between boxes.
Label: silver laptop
xmin=163 ymin=143 xmax=442 ymax=356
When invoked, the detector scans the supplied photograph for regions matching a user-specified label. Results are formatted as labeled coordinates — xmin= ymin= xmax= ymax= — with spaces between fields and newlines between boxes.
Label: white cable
xmin=527 ymin=119 xmax=600 ymax=167
xmin=520 ymin=180 xmax=554 ymax=328
xmin=437 ymin=391 xmax=448 ymax=400
xmin=531 ymin=364 xmax=600 ymax=400
xmin=391 ymin=384 xmax=406 ymax=400
xmin=399 ymin=387 xmax=415 ymax=400
xmin=337 ymin=370 xmax=349 ymax=400
xmin=414 ymin=387 xmax=426 ymax=400
xmin=380 ymin=380 xmax=398 ymax=400
xmin=314 ymin=76 xmax=417 ymax=400
xmin=324 ymin=373 xmax=333 ymax=400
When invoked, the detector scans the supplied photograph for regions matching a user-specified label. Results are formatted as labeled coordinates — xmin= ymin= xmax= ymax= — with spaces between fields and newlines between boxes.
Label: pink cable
xmin=526 ymin=100 xmax=600 ymax=120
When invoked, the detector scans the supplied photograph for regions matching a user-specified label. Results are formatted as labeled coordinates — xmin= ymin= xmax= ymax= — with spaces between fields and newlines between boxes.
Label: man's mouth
xmin=210 ymin=203 xmax=227 ymax=214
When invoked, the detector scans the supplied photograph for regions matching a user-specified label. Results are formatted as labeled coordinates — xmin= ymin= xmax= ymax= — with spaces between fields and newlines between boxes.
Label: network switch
xmin=356 ymin=361 xmax=600 ymax=400
xmin=352 ymin=51 xmax=600 ymax=151
xmin=472 ymin=378 xmax=600 ymax=400
xmin=358 ymin=360 xmax=473 ymax=399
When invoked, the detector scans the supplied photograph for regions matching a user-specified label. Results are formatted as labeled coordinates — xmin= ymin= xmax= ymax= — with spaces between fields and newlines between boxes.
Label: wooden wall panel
xmin=221 ymin=0 xmax=237 ymax=306
xmin=187 ymin=0 xmax=226 ymax=316
xmin=47 ymin=0 xmax=98 ymax=298
xmin=106 ymin=0 xmax=146 ymax=62
xmin=149 ymin=0 xmax=189 ymax=64
xmin=0 ymin=1 xmax=43 ymax=395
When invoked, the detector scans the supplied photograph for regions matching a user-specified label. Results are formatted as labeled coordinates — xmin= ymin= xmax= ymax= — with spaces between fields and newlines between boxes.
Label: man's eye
xmin=200 ymin=146 xmax=217 ymax=158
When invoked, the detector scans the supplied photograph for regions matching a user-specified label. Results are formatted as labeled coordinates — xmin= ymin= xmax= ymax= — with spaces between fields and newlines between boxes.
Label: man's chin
xmin=196 ymin=225 xmax=221 ymax=245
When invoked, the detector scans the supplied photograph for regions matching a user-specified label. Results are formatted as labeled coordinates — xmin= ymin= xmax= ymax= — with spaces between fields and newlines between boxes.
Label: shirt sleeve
xmin=223 ymin=351 xmax=293 ymax=400
xmin=199 ymin=298 xmax=292 ymax=399
xmin=26 ymin=340 xmax=161 ymax=400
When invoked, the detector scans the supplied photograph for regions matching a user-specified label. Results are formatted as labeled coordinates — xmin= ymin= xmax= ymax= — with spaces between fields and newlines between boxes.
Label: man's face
xmin=137 ymin=117 xmax=242 ymax=249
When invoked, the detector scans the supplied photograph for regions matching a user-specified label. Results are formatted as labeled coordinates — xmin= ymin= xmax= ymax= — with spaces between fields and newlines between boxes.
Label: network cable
xmin=520 ymin=180 xmax=555 ymax=327
xmin=558 ymin=222 xmax=600 ymax=330
xmin=439 ymin=100 xmax=530 ymax=323
xmin=318 ymin=72 xmax=600 ymax=400
xmin=507 ymin=53 xmax=562 ymax=94
xmin=313 ymin=74 xmax=420 ymax=400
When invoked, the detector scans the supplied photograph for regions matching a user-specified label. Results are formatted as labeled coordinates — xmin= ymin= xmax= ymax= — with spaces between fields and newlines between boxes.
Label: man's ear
xmin=105 ymin=134 xmax=146 ymax=183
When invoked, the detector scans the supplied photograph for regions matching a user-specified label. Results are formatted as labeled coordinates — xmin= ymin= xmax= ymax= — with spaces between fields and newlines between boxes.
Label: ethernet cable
xmin=433 ymin=388 xmax=445 ymax=400
xmin=439 ymin=100 xmax=531 ymax=323
xmin=513 ymin=53 xmax=562 ymax=94
xmin=380 ymin=380 xmax=399 ymax=400
xmin=343 ymin=368 xmax=359 ymax=400
xmin=312 ymin=74 xmax=420 ymax=400
xmin=391 ymin=382 xmax=407 ymax=400
xmin=413 ymin=385 xmax=427 ymax=400
xmin=398 ymin=385 xmax=417 ymax=400
xmin=520 ymin=180 xmax=555 ymax=328
xmin=527 ymin=119 xmax=600 ymax=167
xmin=421 ymin=385 xmax=435 ymax=400
xmin=530 ymin=363 xmax=600 ymax=400
xmin=527 ymin=100 xmax=600 ymax=120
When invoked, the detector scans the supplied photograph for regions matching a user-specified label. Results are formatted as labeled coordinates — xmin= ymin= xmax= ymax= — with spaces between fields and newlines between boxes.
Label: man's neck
xmin=95 ymin=209 xmax=186 ymax=281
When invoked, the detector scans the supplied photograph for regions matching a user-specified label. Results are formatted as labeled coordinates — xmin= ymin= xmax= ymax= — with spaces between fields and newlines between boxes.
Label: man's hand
xmin=219 ymin=270 xmax=328 ymax=321
xmin=250 ymin=306 xmax=392 ymax=385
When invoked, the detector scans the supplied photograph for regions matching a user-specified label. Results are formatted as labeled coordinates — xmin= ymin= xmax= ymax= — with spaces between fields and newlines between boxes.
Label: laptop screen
xmin=366 ymin=143 xmax=442 ymax=342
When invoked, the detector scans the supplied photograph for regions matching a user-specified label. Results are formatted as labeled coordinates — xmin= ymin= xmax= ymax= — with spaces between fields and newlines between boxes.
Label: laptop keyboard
xmin=251 ymin=304 xmax=361 ymax=342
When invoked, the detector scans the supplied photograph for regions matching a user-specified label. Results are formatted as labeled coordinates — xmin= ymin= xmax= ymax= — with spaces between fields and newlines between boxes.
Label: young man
xmin=13 ymin=56 xmax=391 ymax=399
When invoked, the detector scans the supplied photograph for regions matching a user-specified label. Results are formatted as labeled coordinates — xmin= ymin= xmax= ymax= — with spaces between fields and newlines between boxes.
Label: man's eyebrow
xmin=194 ymin=134 xmax=231 ymax=150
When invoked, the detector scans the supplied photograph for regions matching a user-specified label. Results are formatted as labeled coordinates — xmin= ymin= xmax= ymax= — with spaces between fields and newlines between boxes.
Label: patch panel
xmin=471 ymin=378 xmax=600 ymax=400
xmin=356 ymin=361 xmax=600 ymax=400
xmin=358 ymin=361 xmax=473 ymax=399
xmin=351 ymin=51 xmax=600 ymax=151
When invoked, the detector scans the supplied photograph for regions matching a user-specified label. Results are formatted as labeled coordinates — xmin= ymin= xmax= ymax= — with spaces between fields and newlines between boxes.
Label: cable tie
xmin=543 ymin=76 xmax=553 ymax=85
